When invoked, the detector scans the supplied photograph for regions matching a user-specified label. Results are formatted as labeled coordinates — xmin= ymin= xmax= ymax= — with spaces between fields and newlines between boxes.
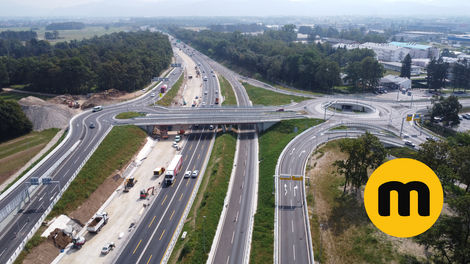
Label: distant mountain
xmin=0 ymin=0 xmax=469 ymax=17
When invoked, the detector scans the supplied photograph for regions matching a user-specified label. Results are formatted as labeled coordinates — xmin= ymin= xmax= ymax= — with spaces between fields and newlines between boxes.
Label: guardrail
xmin=7 ymin=125 xmax=113 ymax=264
xmin=161 ymin=129 xmax=217 ymax=264
xmin=321 ymin=100 xmax=377 ymax=115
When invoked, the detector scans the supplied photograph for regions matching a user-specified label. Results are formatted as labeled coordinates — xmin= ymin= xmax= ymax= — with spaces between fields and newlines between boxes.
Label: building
xmin=360 ymin=43 xmax=410 ymax=62
xmin=388 ymin=42 xmax=440 ymax=59
xmin=379 ymin=75 xmax=411 ymax=90
xmin=412 ymin=58 xmax=430 ymax=68
xmin=448 ymin=35 xmax=470 ymax=46
xmin=380 ymin=61 xmax=422 ymax=75
xmin=323 ymin=38 xmax=359 ymax=45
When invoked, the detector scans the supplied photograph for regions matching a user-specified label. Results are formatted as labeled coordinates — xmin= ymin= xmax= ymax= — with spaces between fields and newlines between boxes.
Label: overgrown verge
xmin=250 ymin=118 xmax=323 ymax=263
xmin=169 ymin=132 xmax=236 ymax=264
xmin=386 ymin=147 xmax=417 ymax=159
xmin=47 ymin=125 xmax=146 ymax=218
xmin=13 ymin=226 xmax=48 ymax=264
xmin=306 ymin=141 xmax=426 ymax=263
xmin=1 ymin=128 xmax=63 ymax=194
xmin=156 ymin=74 xmax=184 ymax=107
xmin=115 ymin=112 xmax=146 ymax=119
xmin=219 ymin=75 xmax=237 ymax=106
xmin=243 ymin=83 xmax=308 ymax=106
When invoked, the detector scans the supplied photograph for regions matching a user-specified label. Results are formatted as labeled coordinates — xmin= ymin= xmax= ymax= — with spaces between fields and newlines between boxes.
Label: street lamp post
xmin=203 ymin=216 xmax=206 ymax=253
xmin=320 ymin=223 xmax=324 ymax=263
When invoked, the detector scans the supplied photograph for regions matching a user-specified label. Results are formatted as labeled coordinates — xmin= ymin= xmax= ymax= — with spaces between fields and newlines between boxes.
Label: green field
xmin=243 ymin=83 xmax=310 ymax=106
xmin=4 ymin=26 xmax=133 ymax=45
xmin=0 ymin=91 xmax=53 ymax=101
xmin=0 ymin=128 xmax=60 ymax=187
xmin=170 ymin=132 xmax=236 ymax=264
xmin=156 ymin=74 xmax=184 ymax=107
xmin=115 ymin=112 xmax=146 ymax=119
xmin=219 ymin=75 xmax=237 ymax=105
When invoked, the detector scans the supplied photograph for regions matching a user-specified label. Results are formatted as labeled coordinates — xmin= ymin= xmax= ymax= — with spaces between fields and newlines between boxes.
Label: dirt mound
xmin=81 ymin=90 xmax=128 ymax=110
xmin=18 ymin=96 xmax=48 ymax=106
xmin=21 ymin=104 xmax=76 ymax=131
xmin=47 ymin=228 xmax=72 ymax=249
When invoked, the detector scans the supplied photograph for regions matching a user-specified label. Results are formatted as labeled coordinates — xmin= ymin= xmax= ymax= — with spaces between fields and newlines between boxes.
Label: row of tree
xmin=46 ymin=22 xmax=85 ymax=30
xmin=168 ymin=25 xmax=385 ymax=92
xmin=0 ymin=30 xmax=37 ymax=41
xmin=45 ymin=31 xmax=60 ymax=39
xmin=0 ymin=98 xmax=33 ymax=142
xmin=0 ymin=31 xmax=173 ymax=94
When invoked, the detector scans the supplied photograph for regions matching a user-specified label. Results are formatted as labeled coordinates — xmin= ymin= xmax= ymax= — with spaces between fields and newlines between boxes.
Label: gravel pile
xmin=18 ymin=96 xmax=77 ymax=131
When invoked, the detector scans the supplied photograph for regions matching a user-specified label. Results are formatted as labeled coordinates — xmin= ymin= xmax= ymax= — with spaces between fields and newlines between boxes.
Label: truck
xmin=154 ymin=167 xmax=165 ymax=176
xmin=161 ymin=85 xmax=167 ymax=93
xmin=87 ymin=212 xmax=109 ymax=233
xmin=215 ymin=98 xmax=219 ymax=104
xmin=165 ymin=155 xmax=183 ymax=185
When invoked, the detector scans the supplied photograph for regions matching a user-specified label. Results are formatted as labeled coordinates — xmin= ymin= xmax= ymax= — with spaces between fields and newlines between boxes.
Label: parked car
xmin=194 ymin=124 xmax=199 ymax=127
xmin=175 ymin=135 xmax=181 ymax=142
xmin=184 ymin=171 xmax=191 ymax=178
xmin=172 ymin=142 xmax=178 ymax=148
xmin=426 ymin=136 xmax=436 ymax=141
xmin=192 ymin=170 xmax=199 ymax=178
xmin=383 ymin=90 xmax=388 ymax=94
xmin=405 ymin=141 xmax=415 ymax=147
xmin=276 ymin=108 xmax=284 ymax=112
xmin=374 ymin=91 xmax=378 ymax=94
xmin=101 ymin=242 xmax=115 ymax=254
xmin=463 ymin=114 xmax=470 ymax=119
xmin=202 ymin=102 xmax=206 ymax=107
xmin=195 ymin=96 xmax=198 ymax=99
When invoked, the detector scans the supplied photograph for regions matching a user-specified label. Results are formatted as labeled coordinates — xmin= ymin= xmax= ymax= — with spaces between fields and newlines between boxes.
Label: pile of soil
xmin=47 ymin=228 xmax=72 ymax=249
xmin=80 ymin=90 xmax=128 ymax=110
xmin=18 ymin=96 xmax=78 ymax=131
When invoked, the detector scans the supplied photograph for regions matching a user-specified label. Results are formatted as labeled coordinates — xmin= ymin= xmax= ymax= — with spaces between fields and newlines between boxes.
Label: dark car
xmin=374 ymin=91 xmax=379 ymax=94
xmin=276 ymin=108 xmax=284 ymax=112
xmin=90 ymin=123 xmax=95 ymax=129
xmin=426 ymin=136 xmax=436 ymax=141
xmin=404 ymin=141 xmax=415 ymax=148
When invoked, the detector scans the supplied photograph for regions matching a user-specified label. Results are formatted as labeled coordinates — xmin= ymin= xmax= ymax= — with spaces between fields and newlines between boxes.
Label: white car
xmin=404 ymin=141 xmax=415 ymax=148
xmin=184 ymin=171 xmax=191 ymax=178
xmin=209 ymin=125 xmax=214 ymax=130
xmin=151 ymin=93 xmax=155 ymax=97
xmin=204 ymin=91 xmax=208 ymax=95
xmin=192 ymin=170 xmax=199 ymax=178
xmin=202 ymin=102 xmax=206 ymax=106
xmin=172 ymin=142 xmax=178 ymax=148
xmin=101 ymin=242 xmax=115 ymax=254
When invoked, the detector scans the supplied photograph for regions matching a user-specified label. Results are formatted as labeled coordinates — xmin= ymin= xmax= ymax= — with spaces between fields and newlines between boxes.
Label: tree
xmin=333 ymin=132 xmax=387 ymax=194
xmin=45 ymin=32 xmax=53 ymax=39
xmin=451 ymin=58 xmax=470 ymax=92
xmin=427 ymin=58 xmax=449 ymax=91
xmin=400 ymin=53 xmax=412 ymax=79
xmin=391 ymin=35 xmax=397 ymax=42
xmin=430 ymin=95 xmax=462 ymax=125
xmin=105 ymin=25 xmax=110 ymax=31
xmin=441 ymin=48 xmax=456 ymax=58
xmin=53 ymin=30 xmax=59 ymax=39
xmin=0 ymin=60 xmax=8 ymax=89
xmin=415 ymin=194 xmax=470 ymax=264
xmin=0 ymin=98 xmax=33 ymax=141
xmin=399 ymin=36 xmax=405 ymax=42
xmin=359 ymin=57 xmax=384 ymax=91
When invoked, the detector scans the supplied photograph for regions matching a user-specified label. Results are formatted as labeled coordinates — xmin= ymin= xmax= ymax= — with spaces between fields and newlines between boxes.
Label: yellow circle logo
xmin=364 ymin=158 xmax=443 ymax=238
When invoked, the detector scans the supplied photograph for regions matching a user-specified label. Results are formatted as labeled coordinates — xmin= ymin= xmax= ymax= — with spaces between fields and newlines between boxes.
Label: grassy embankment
xmin=243 ymin=83 xmax=308 ymax=106
xmin=14 ymin=125 xmax=146 ymax=263
xmin=5 ymin=26 xmax=133 ymax=45
xmin=115 ymin=112 xmax=146 ymax=119
xmin=0 ymin=90 xmax=53 ymax=101
xmin=156 ymin=74 xmax=184 ymax=107
xmin=219 ymin=75 xmax=237 ymax=106
xmin=1 ymin=128 xmax=62 ymax=193
xmin=169 ymin=132 xmax=236 ymax=264
xmin=250 ymin=119 xmax=323 ymax=263
xmin=306 ymin=141 xmax=426 ymax=263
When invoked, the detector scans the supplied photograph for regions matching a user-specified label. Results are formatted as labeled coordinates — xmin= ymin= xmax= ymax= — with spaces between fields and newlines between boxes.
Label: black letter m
xmin=378 ymin=181 xmax=430 ymax=216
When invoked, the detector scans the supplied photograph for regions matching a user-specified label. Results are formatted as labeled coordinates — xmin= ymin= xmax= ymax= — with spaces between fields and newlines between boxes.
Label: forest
xmin=0 ymin=30 xmax=37 ymax=41
xmin=0 ymin=98 xmax=33 ymax=141
xmin=0 ymin=31 xmax=173 ymax=94
xmin=168 ymin=25 xmax=384 ymax=92
xmin=46 ymin=22 xmax=85 ymax=30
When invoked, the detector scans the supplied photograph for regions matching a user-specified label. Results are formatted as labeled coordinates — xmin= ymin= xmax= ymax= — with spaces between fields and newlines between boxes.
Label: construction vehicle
xmin=215 ymin=98 xmax=219 ymax=104
xmin=87 ymin=212 xmax=109 ymax=233
xmin=72 ymin=236 xmax=86 ymax=249
xmin=123 ymin=176 xmax=136 ymax=192
xmin=140 ymin=187 xmax=155 ymax=199
xmin=74 ymin=101 xmax=80 ymax=108
xmin=165 ymin=155 xmax=183 ymax=185
xmin=153 ymin=167 xmax=165 ymax=176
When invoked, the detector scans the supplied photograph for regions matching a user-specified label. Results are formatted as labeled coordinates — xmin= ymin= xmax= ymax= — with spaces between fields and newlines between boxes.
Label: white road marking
xmin=231 ymin=231 xmax=235 ymax=244
xmin=294 ymin=185 xmax=298 ymax=197
xmin=236 ymin=211 xmax=239 ymax=222
xmin=38 ymin=193 xmax=46 ymax=201
xmin=293 ymin=245 xmax=296 ymax=260
xmin=284 ymin=184 xmax=287 ymax=196
xmin=299 ymin=150 xmax=305 ymax=157
xmin=239 ymin=195 xmax=242 ymax=204
xmin=227 ymin=256 xmax=230 ymax=264
xmin=74 ymin=158 xmax=79 ymax=164
xmin=290 ymin=148 xmax=296 ymax=155
xmin=292 ymin=220 xmax=294 ymax=233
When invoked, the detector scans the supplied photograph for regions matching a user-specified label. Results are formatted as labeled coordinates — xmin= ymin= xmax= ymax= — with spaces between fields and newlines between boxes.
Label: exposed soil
xmin=22 ymin=239 xmax=61 ymax=264
xmin=48 ymin=228 xmax=73 ymax=249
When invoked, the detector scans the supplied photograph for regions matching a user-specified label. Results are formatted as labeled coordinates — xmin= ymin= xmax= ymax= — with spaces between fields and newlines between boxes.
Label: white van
xmin=203 ymin=76 xmax=207 ymax=81
xmin=92 ymin=106 xmax=103 ymax=112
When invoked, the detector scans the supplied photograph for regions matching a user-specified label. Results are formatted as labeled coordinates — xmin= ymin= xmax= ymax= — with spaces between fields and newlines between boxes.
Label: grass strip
xmin=0 ymin=91 xmax=53 ymax=102
xmin=250 ymin=118 xmax=323 ymax=263
xmin=1 ymin=128 xmax=63 ymax=194
xmin=47 ymin=125 xmax=146 ymax=218
xmin=219 ymin=75 xmax=237 ymax=106
xmin=330 ymin=125 xmax=348 ymax=131
xmin=156 ymin=73 xmax=184 ymax=107
xmin=169 ymin=132 xmax=236 ymax=264
xmin=115 ymin=112 xmax=146 ymax=119
xmin=243 ymin=83 xmax=308 ymax=106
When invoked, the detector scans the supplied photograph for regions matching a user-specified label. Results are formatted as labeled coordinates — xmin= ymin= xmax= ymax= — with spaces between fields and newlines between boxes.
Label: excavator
xmin=123 ymin=176 xmax=137 ymax=193
xmin=140 ymin=187 xmax=155 ymax=199
xmin=72 ymin=236 xmax=86 ymax=249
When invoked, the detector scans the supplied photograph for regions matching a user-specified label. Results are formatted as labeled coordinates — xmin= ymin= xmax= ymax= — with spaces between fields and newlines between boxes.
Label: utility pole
xmin=400 ymin=117 xmax=405 ymax=137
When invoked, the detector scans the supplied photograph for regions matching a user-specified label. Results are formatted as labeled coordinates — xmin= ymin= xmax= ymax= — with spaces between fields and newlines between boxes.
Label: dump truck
xmin=165 ymin=155 xmax=183 ymax=185
xmin=215 ymin=98 xmax=219 ymax=104
xmin=87 ymin=212 xmax=109 ymax=233
xmin=161 ymin=85 xmax=167 ymax=93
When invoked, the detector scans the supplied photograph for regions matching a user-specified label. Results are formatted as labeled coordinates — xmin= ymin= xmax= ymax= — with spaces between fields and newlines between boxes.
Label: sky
xmin=2 ymin=0 xmax=470 ymax=9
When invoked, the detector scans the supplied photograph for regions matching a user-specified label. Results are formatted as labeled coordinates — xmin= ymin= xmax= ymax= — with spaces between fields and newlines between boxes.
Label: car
xmin=404 ymin=141 xmax=415 ymax=147
xmin=426 ymin=136 xmax=436 ymax=141
xmin=142 ymin=89 xmax=146 ymax=91
xmin=175 ymin=135 xmax=181 ymax=142
xmin=203 ymin=70 xmax=205 ymax=73
xmin=379 ymin=90 xmax=384 ymax=94
xmin=202 ymin=102 xmax=206 ymax=106
xmin=89 ymin=123 xmax=95 ymax=129
xmin=194 ymin=124 xmax=199 ymax=127
xmin=195 ymin=96 xmax=198 ymax=99
xmin=403 ymin=133 xmax=409 ymax=138
xmin=192 ymin=101 xmax=196 ymax=107
xmin=374 ymin=91 xmax=378 ymax=94
xmin=213 ymin=74 xmax=215 ymax=77
xmin=459 ymin=115 xmax=463 ymax=121
xmin=210 ymin=104 xmax=214 ymax=107
xmin=215 ymin=90 xmax=218 ymax=94
xmin=276 ymin=108 xmax=284 ymax=112
xmin=101 ymin=242 xmax=115 ymax=254
xmin=463 ymin=114 xmax=470 ymax=119
xmin=211 ymin=70 xmax=213 ymax=73
xmin=184 ymin=171 xmax=191 ymax=178
xmin=92 ymin=106 xmax=103 ymax=112
xmin=172 ymin=142 xmax=178 ymax=148
xmin=192 ymin=170 xmax=199 ymax=178
xmin=151 ymin=93 xmax=155 ymax=97
xmin=435 ymin=92 xmax=441 ymax=96
xmin=383 ymin=90 xmax=388 ymax=94
xmin=209 ymin=125 xmax=214 ymax=130
xmin=204 ymin=91 xmax=208 ymax=95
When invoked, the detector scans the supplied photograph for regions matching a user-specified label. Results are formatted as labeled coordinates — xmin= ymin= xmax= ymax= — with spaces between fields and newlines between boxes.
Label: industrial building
xmin=389 ymin=42 xmax=440 ymax=59
xmin=379 ymin=75 xmax=412 ymax=90
xmin=380 ymin=61 xmax=422 ymax=75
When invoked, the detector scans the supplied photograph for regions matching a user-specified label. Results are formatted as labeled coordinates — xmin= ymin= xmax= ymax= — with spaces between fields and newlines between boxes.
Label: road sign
xmin=280 ymin=175 xmax=291 ymax=180
xmin=292 ymin=176 xmax=303 ymax=181
xmin=42 ymin=177 xmax=52 ymax=185
xmin=414 ymin=114 xmax=420 ymax=121
xmin=406 ymin=114 xmax=413 ymax=121
xmin=30 ymin=178 xmax=40 ymax=185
